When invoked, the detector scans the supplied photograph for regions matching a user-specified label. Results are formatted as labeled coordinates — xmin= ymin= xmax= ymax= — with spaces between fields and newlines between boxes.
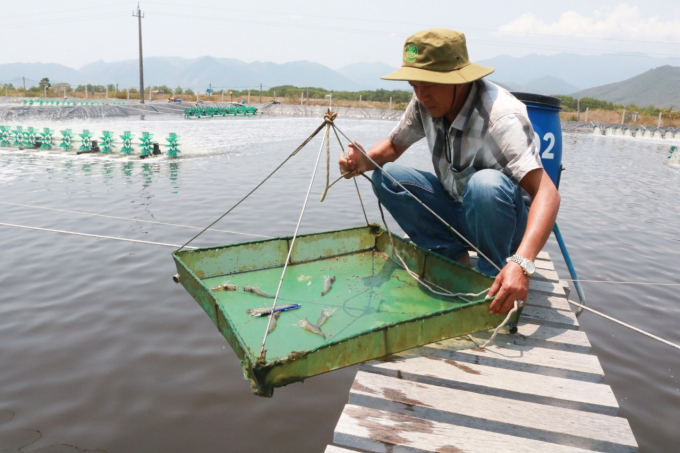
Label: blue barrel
xmin=512 ymin=92 xmax=563 ymax=188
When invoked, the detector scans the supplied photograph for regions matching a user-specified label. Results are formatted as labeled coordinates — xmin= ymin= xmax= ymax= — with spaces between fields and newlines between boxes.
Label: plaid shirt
xmin=389 ymin=80 xmax=542 ymax=202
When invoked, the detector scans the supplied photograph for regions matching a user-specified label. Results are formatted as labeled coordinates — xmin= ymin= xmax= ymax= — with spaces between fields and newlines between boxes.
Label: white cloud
xmin=498 ymin=3 xmax=680 ymax=43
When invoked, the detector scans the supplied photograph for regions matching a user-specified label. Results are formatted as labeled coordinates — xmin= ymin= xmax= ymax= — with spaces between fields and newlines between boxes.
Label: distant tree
xmin=174 ymin=86 xmax=183 ymax=95
xmin=153 ymin=85 xmax=171 ymax=94
xmin=4 ymin=83 xmax=15 ymax=91
xmin=39 ymin=77 xmax=51 ymax=90
xmin=185 ymin=88 xmax=194 ymax=95
xmin=107 ymin=84 xmax=115 ymax=92
xmin=52 ymin=82 xmax=71 ymax=94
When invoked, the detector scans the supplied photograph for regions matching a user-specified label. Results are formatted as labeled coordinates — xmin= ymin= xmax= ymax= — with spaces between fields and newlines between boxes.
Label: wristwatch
xmin=506 ymin=255 xmax=536 ymax=277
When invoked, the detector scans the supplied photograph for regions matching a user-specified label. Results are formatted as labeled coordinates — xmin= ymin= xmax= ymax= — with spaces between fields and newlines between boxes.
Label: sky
xmin=2 ymin=0 xmax=679 ymax=69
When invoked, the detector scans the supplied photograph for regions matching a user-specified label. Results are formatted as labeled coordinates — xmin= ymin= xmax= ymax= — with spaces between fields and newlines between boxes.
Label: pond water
xmin=0 ymin=115 xmax=678 ymax=452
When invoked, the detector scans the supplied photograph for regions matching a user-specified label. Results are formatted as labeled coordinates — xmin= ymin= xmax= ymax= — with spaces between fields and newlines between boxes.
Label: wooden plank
xmin=525 ymin=292 xmax=572 ymax=311
xmin=334 ymin=404 xmax=598 ymax=453
xmin=536 ymin=258 xmax=554 ymax=270
xmin=530 ymin=280 xmax=566 ymax=295
xmin=521 ymin=304 xmax=580 ymax=329
xmin=493 ymin=322 xmax=592 ymax=353
xmin=464 ymin=324 xmax=590 ymax=354
xmin=467 ymin=259 xmax=559 ymax=281
xmin=411 ymin=336 xmax=602 ymax=382
xmin=360 ymin=356 xmax=618 ymax=414
xmin=536 ymin=250 xmax=551 ymax=261
xmin=534 ymin=267 xmax=560 ymax=281
xmin=325 ymin=446 xmax=360 ymax=453
xmin=349 ymin=371 xmax=637 ymax=452
xmin=469 ymin=250 xmax=551 ymax=263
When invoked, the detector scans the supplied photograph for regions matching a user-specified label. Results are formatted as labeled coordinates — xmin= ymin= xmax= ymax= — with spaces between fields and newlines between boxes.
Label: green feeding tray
xmin=173 ymin=225 xmax=515 ymax=396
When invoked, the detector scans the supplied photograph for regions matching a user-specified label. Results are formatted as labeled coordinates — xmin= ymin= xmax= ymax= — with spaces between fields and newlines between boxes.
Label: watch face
xmin=525 ymin=260 xmax=536 ymax=275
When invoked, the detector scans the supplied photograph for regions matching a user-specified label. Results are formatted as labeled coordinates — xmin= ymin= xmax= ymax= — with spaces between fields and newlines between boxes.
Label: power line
xmin=0 ymin=12 xmax=129 ymax=29
xmin=3 ymin=1 xmax=131 ymax=19
xmin=147 ymin=11 xmax=680 ymax=59
xmin=146 ymin=1 xmax=680 ymax=46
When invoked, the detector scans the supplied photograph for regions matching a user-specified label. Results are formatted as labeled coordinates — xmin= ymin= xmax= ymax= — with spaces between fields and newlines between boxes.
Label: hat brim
xmin=381 ymin=63 xmax=495 ymax=84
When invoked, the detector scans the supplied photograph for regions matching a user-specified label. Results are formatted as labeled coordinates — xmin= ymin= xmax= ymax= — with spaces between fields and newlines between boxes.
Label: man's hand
xmin=487 ymin=262 xmax=529 ymax=315
xmin=339 ymin=141 xmax=372 ymax=178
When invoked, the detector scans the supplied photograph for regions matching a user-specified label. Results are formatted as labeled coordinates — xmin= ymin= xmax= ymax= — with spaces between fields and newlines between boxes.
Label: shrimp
xmin=211 ymin=281 xmax=238 ymax=292
xmin=267 ymin=311 xmax=282 ymax=334
xmin=244 ymin=285 xmax=275 ymax=299
xmin=296 ymin=317 xmax=326 ymax=339
xmin=316 ymin=307 xmax=337 ymax=327
xmin=321 ymin=275 xmax=336 ymax=296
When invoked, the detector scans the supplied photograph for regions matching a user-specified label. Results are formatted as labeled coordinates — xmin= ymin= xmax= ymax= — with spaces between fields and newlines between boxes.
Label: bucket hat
xmin=382 ymin=28 xmax=494 ymax=84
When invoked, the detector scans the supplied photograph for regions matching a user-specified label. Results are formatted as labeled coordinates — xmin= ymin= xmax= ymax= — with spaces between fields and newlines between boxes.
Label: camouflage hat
xmin=382 ymin=28 xmax=494 ymax=84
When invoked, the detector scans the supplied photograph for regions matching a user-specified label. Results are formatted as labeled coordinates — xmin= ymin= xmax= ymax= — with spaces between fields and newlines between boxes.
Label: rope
xmin=561 ymin=278 xmax=680 ymax=287
xmin=176 ymin=118 xmax=329 ymax=252
xmin=332 ymin=124 xmax=503 ymax=274
xmin=0 ymin=222 xmax=196 ymax=249
xmin=259 ymin=123 xmax=329 ymax=359
xmin=0 ymin=202 xmax=272 ymax=238
xmin=319 ymin=123 xmax=332 ymax=202
xmin=566 ymin=299 xmax=680 ymax=351
xmin=353 ymin=178 xmax=370 ymax=226
xmin=481 ymin=300 xmax=519 ymax=349
xmin=362 ymin=174 xmax=489 ymax=303
xmin=330 ymin=125 xmax=370 ymax=225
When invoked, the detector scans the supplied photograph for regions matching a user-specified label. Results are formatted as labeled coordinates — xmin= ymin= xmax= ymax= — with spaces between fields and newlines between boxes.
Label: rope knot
xmin=324 ymin=109 xmax=337 ymax=124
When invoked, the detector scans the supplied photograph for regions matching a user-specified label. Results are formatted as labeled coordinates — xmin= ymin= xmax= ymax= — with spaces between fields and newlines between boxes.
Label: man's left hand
xmin=487 ymin=262 xmax=529 ymax=315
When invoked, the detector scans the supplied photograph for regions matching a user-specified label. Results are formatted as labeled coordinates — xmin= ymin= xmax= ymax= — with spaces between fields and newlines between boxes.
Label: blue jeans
xmin=371 ymin=163 xmax=528 ymax=276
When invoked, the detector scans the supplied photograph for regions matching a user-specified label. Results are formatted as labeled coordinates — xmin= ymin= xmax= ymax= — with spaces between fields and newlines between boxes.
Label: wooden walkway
xmin=326 ymin=251 xmax=638 ymax=453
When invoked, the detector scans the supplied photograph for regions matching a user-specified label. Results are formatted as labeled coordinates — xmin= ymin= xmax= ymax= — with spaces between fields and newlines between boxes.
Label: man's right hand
xmin=338 ymin=138 xmax=409 ymax=179
xmin=339 ymin=141 xmax=372 ymax=178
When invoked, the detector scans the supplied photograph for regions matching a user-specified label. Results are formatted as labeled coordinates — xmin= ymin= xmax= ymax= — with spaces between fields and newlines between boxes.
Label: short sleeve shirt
xmin=389 ymin=80 xmax=542 ymax=202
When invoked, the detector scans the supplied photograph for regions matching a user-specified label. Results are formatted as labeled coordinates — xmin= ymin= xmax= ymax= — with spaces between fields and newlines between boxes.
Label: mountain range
xmin=0 ymin=53 xmax=678 ymax=107
xmin=571 ymin=66 xmax=680 ymax=108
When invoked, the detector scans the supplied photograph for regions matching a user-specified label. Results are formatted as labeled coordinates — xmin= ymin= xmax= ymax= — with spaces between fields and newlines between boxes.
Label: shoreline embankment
xmin=1 ymin=98 xmax=679 ymax=140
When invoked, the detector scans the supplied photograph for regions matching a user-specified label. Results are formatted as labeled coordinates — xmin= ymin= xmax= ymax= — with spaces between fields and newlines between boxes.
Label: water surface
xmin=0 ymin=116 xmax=678 ymax=452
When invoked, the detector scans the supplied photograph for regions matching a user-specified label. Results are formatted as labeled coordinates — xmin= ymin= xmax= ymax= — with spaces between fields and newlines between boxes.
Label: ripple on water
xmin=0 ymin=123 xmax=679 ymax=452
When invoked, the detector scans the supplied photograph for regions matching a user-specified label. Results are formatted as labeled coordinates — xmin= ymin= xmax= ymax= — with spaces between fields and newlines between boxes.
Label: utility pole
xmin=209 ymin=83 xmax=212 ymax=100
xmin=23 ymin=77 xmax=26 ymax=95
xmin=300 ymin=92 xmax=303 ymax=105
xmin=585 ymin=108 xmax=589 ymax=123
xmin=577 ymin=98 xmax=580 ymax=121
xmin=306 ymin=87 xmax=309 ymax=106
xmin=621 ymin=109 xmax=625 ymax=125
xmin=359 ymin=95 xmax=362 ymax=108
xmin=115 ymin=83 xmax=119 ymax=99
xmin=127 ymin=88 xmax=130 ymax=100
xmin=248 ymin=90 xmax=250 ymax=104
xmin=260 ymin=83 xmax=262 ymax=103
xmin=133 ymin=4 xmax=145 ymax=104
xmin=389 ymin=96 xmax=392 ymax=110
xmin=44 ymin=85 xmax=47 ymax=98
xmin=658 ymin=112 xmax=662 ymax=128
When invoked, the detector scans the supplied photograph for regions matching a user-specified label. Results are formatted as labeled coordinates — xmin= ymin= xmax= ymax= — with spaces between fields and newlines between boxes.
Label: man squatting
xmin=339 ymin=28 xmax=560 ymax=315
